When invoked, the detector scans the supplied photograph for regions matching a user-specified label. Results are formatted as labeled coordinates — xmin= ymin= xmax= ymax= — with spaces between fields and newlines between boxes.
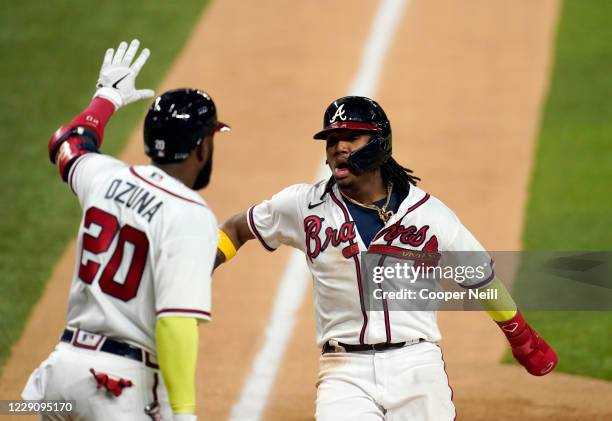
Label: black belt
xmin=322 ymin=339 xmax=424 ymax=354
xmin=61 ymin=328 xmax=158 ymax=368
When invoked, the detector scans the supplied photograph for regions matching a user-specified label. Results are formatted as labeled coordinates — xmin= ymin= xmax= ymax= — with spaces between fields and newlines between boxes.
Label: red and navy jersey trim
xmin=156 ymin=308 xmax=211 ymax=318
xmin=398 ymin=193 xmax=430 ymax=223
xmin=373 ymin=192 xmax=430 ymax=343
xmin=247 ymin=206 xmax=276 ymax=252
xmin=329 ymin=190 xmax=368 ymax=345
xmin=372 ymin=193 xmax=430 ymax=243
xmin=461 ymin=259 xmax=495 ymax=289
xmin=129 ymin=167 xmax=207 ymax=208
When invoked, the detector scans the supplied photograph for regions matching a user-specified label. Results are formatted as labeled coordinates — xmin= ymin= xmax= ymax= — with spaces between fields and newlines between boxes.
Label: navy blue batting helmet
xmin=313 ymin=96 xmax=391 ymax=171
xmin=144 ymin=88 xmax=229 ymax=163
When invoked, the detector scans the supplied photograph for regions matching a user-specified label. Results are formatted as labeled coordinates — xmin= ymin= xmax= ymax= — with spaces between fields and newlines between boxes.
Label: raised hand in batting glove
xmin=497 ymin=311 xmax=558 ymax=376
xmin=94 ymin=39 xmax=154 ymax=110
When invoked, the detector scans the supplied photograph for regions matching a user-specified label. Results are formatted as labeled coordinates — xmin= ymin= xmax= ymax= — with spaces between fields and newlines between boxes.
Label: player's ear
xmin=196 ymin=135 xmax=212 ymax=163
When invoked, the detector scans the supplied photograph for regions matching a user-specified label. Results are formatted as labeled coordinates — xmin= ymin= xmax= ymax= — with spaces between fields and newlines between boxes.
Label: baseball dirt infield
xmin=1 ymin=1 xmax=611 ymax=420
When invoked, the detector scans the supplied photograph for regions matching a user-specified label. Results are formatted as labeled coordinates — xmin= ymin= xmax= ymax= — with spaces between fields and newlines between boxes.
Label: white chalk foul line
xmin=228 ymin=1 xmax=409 ymax=419
xmin=348 ymin=0 xmax=409 ymax=97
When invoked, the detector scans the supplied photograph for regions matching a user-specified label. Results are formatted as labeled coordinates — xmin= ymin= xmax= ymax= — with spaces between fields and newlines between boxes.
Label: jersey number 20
xmin=79 ymin=207 xmax=149 ymax=301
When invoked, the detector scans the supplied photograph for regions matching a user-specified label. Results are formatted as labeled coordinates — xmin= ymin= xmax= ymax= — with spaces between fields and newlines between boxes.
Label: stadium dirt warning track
xmin=2 ymin=0 xmax=612 ymax=420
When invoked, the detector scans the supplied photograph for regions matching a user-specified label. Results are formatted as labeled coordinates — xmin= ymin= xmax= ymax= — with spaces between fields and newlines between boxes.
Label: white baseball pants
xmin=316 ymin=341 xmax=455 ymax=421
xmin=22 ymin=342 xmax=172 ymax=421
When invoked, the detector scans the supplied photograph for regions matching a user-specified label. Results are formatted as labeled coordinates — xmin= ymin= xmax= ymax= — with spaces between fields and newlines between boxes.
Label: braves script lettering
xmin=374 ymin=224 xmax=430 ymax=247
xmin=304 ymin=215 xmax=356 ymax=260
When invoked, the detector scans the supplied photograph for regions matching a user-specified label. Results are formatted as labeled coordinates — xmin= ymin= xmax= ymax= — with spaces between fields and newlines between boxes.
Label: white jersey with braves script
xmin=247 ymin=181 xmax=494 ymax=347
xmin=64 ymin=153 xmax=217 ymax=352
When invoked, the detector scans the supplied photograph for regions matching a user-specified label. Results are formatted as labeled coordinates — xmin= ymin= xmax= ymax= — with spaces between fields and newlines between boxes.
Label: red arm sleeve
xmin=48 ymin=97 xmax=115 ymax=181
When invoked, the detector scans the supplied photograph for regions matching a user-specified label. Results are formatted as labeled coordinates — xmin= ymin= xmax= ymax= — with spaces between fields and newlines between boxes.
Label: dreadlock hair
xmin=381 ymin=157 xmax=420 ymax=195
xmin=322 ymin=157 xmax=420 ymax=198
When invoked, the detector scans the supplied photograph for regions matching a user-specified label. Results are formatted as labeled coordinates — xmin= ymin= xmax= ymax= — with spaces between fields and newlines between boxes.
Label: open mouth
xmin=333 ymin=159 xmax=351 ymax=179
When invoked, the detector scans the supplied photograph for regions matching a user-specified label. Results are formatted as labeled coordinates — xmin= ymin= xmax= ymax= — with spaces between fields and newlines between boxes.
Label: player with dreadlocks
xmin=215 ymin=96 xmax=557 ymax=420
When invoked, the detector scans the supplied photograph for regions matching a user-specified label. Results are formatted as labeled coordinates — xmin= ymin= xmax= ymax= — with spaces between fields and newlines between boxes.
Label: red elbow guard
xmin=48 ymin=126 xmax=100 ymax=181
xmin=48 ymin=97 xmax=115 ymax=181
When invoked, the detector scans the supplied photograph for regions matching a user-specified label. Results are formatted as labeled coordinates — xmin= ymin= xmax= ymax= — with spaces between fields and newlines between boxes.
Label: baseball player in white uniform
xmin=215 ymin=96 xmax=558 ymax=420
xmin=22 ymin=40 xmax=229 ymax=420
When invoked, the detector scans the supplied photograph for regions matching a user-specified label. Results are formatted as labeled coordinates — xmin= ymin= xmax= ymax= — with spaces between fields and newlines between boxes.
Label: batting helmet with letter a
xmin=313 ymin=96 xmax=391 ymax=172
xmin=144 ymin=88 xmax=230 ymax=163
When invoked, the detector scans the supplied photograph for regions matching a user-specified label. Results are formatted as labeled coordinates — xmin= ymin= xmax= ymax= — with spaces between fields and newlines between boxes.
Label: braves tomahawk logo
xmin=329 ymin=104 xmax=347 ymax=123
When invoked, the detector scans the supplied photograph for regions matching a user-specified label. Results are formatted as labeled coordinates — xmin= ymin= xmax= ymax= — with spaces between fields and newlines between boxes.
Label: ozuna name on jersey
xmin=105 ymin=178 xmax=164 ymax=223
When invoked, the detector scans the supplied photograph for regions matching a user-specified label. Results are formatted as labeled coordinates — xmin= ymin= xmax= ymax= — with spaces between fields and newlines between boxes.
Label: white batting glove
xmin=94 ymin=39 xmax=154 ymax=109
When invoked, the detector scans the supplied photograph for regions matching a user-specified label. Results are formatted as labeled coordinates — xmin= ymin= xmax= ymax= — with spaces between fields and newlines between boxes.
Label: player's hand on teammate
xmin=94 ymin=39 xmax=154 ymax=110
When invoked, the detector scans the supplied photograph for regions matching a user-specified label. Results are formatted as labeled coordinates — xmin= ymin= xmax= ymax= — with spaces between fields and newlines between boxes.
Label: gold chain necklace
xmin=340 ymin=182 xmax=394 ymax=223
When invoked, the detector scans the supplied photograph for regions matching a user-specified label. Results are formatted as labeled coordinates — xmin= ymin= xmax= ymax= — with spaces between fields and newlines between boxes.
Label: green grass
xmin=511 ymin=0 xmax=612 ymax=380
xmin=0 ymin=0 xmax=209 ymax=369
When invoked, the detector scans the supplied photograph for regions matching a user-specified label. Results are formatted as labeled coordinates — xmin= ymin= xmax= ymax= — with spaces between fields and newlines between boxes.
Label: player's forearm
xmin=478 ymin=278 xmax=517 ymax=322
xmin=216 ymin=212 xmax=254 ymax=267
xmin=221 ymin=212 xmax=254 ymax=248
xmin=155 ymin=317 xmax=198 ymax=415
xmin=70 ymin=97 xmax=116 ymax=141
